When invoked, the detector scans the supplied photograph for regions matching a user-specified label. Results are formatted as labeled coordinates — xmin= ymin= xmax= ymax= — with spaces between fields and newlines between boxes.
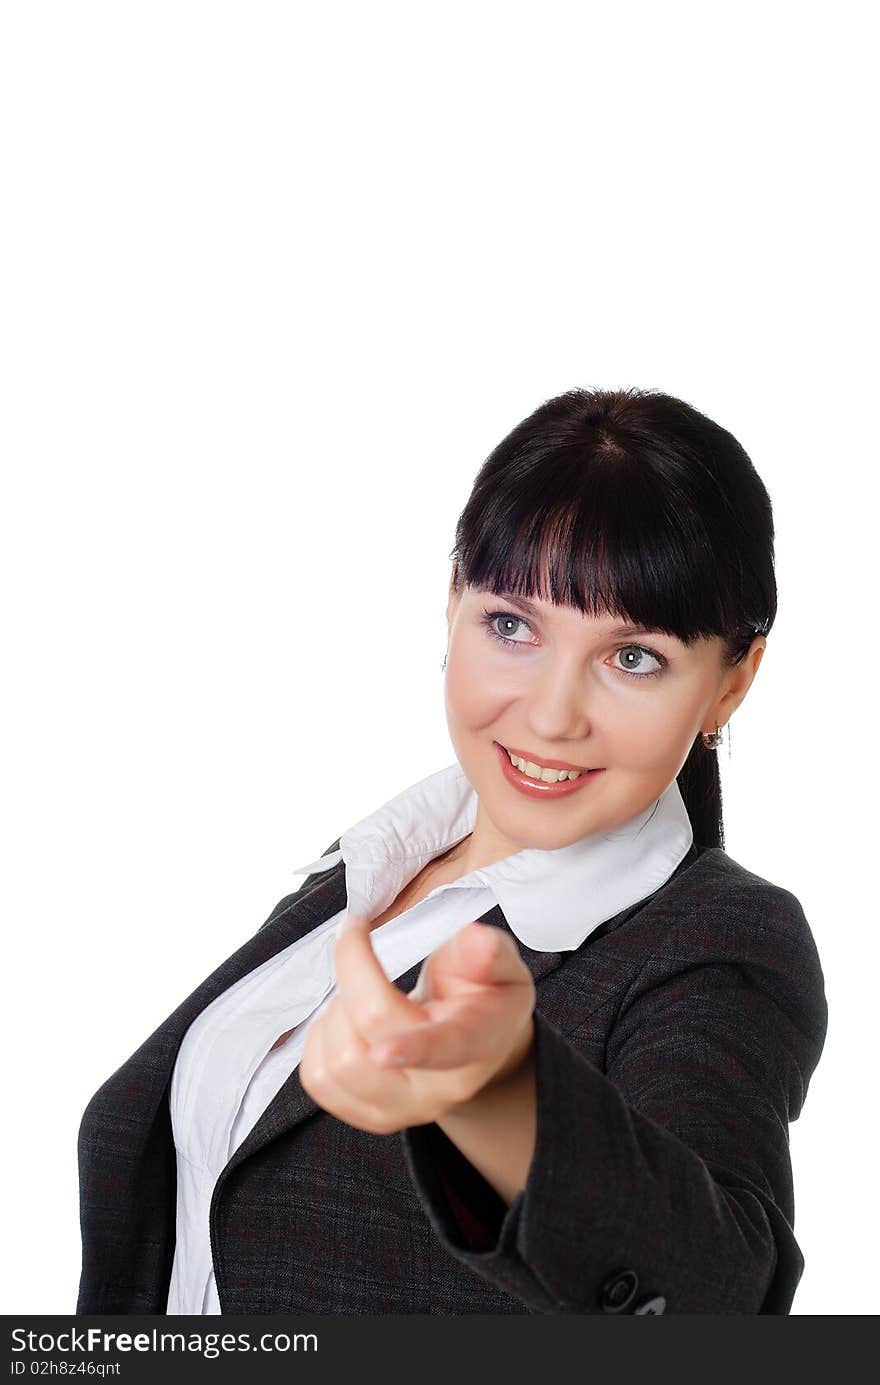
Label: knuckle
xmin=299 ymin=1060 xmax=324 ymax=1098
xmin=481 ymin=930 xmax=503 ymax=963
xmin=367 ymin=1108 xmax=397 ymax=1136
xmin=517 ymin=971 xmax=536 ymax=1001
xmin=349 ymin=1044 xmax=371 ymax=1074
xmin=335 ymin=1042 xmax=362 ymax=1076
xmin=413 ymin=1100 xmax=440 ymax=1127
xmin=361 ymin=1000 xmax=388 ymax=1031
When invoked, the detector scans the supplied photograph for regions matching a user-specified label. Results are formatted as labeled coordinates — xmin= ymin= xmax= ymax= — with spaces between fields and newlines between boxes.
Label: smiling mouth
xmin=499 ymin=743 xmax=599 ymax=775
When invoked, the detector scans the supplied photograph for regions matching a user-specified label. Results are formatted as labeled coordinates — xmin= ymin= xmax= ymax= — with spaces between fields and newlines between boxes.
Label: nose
xmin=522 ymin=659 xmax=594 ymax=745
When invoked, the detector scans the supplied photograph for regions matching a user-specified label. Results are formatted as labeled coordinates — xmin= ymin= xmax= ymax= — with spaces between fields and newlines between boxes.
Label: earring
xmin=702 ymin=723 xmax=723 ymax=749
xmin=441 ymin=653 xmax=447 ymax=671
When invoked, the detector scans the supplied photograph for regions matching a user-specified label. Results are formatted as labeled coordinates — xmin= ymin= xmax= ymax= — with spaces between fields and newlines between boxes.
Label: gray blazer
xmin=76 ymin=838 xmax=827 ymax=1315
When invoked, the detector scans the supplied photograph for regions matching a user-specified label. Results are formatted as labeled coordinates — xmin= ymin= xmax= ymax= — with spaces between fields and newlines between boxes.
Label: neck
xmin=436 ymin=801 xmax=524 ymax=880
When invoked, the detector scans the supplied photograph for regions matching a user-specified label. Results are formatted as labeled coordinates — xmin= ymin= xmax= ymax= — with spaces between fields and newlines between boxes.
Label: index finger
xmin=333 ymin=911 xmax=427 ymax=1041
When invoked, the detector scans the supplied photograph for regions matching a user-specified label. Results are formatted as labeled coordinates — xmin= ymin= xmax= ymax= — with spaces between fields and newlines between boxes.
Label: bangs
xmin=453 ymin=455 xmax=742 ymax=650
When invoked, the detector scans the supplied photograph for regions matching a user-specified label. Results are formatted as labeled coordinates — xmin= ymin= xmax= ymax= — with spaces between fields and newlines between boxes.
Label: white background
xmin=2 ymin=0 xmax=875 ymax=1316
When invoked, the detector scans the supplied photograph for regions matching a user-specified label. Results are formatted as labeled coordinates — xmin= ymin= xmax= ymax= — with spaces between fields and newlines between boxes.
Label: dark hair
xmin=448 ymin=387 xmax=776 ymax=851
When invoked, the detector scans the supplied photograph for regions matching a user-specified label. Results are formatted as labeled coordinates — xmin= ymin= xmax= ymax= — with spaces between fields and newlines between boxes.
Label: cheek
xmin=445 ymin=634 xmax=512 ymax=728
xmin=612 ymin=687 xmax=704 ymax=767
xmin=445 ymin=661 xmax=505 ymax=732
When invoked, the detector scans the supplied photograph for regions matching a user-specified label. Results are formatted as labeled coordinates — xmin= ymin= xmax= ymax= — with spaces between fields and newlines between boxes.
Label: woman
xmin=76 ymin=386 xmax=828 ymax=1316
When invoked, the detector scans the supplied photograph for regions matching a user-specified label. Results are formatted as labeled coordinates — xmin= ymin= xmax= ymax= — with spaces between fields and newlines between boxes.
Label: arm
xmin=400 ymin=886 xmax=828 ymax=1315
xmin=434 ymin=1021 xmax=538 ymax=1207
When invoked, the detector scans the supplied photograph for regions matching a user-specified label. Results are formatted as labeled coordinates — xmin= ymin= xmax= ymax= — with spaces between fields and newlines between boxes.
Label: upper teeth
xmin=505 ymin=748 xmax=586 ymax=783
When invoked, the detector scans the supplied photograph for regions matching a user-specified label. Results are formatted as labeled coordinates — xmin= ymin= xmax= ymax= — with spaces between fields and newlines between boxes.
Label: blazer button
xmin=633 ymin=1295 xmax=666 ymax=1315
xmin=599 ymin=1268 xmax=639 ymax=1313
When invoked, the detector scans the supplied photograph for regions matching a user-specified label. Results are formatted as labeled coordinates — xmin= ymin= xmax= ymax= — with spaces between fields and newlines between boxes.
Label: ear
xmin=739 ymin=633 xmax=767 ymax=667
xmin=707 ymin=636 xmax=767 ymax=730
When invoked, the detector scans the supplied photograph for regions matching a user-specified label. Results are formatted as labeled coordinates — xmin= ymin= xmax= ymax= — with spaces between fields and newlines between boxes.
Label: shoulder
xmin=659 ymin=843 xmax=820 ymax=947
xmin=625 ymin=844 xmax=828 ymax=1072
xmin=615 ymin=842 xmax=826 ymax=989
xmin=258 ymin=836 xmax=344 ymax=932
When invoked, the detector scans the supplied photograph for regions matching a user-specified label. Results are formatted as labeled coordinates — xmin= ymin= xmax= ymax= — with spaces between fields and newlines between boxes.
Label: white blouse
xmin=165 ymin=761 xmax=694 ymax=1314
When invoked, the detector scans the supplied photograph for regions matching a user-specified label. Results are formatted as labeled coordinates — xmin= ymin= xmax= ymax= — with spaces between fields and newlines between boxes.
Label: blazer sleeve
xmin=399 ymin=880 xmax=829 ymax=1315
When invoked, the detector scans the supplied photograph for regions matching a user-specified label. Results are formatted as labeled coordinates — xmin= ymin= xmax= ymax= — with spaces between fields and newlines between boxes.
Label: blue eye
xmin=613 ymin=645 xmax=666 ymax=679
xmin=484 ymin=611 xmax=534 ymax=645
xmin=479 ymin=608 xmax=668 ymax=681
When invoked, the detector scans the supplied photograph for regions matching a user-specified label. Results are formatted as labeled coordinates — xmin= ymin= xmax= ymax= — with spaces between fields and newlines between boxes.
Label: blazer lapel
xmin=100 ymin=865 xmax=350 ymax=1152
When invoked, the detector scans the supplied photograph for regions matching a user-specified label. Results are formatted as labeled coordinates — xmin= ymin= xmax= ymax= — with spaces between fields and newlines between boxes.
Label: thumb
xmin=451 ymin=921 xmax=527 ymax=984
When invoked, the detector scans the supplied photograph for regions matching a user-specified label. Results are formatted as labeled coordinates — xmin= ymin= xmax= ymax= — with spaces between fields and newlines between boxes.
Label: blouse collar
xmin=290 ymin=762 xmax=694 ymax=952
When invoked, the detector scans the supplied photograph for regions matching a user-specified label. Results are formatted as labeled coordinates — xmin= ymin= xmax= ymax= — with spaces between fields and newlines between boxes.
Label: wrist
xmin=487 ymin=1014 xmax=536 ymax=1088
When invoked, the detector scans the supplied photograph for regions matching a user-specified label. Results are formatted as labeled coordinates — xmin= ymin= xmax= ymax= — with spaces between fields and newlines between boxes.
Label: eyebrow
xmin=479 ymin=589 xmax=670 ymax=639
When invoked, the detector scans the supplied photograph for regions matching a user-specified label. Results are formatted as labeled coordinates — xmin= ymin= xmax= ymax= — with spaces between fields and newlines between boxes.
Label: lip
xmin=494 ymin=741 xmax=605 ymax=799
